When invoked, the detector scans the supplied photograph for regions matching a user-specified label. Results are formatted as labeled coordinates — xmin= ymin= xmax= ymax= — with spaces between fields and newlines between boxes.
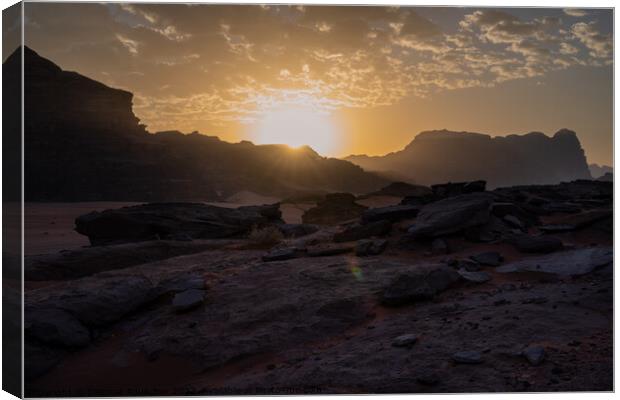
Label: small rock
xmin=392 ymin=334 xmax=418 ymax=348
xmin=503 ymin=215 xmax=524 ymax=229
xmin=452 ymin=350 xmax=483 ymax=364
xmin=172 ymin=289 xmax=205 ymax=312
xmin=522 ymin=345 xmax=545 ymax=366
xmin=470 ymin=251 xmax=502 ymax=266
xmin=417 ymin=372 xmax=439 ymax=386
xmin=507 ymin=234 xmax=563 ymax=254
xmin=457 ymin=269 xmax=491 ymax=284
xmin=458 ymin=259 xmax=481 ymax=271
xmin=431 ymin=238 xmax=448 ymax=255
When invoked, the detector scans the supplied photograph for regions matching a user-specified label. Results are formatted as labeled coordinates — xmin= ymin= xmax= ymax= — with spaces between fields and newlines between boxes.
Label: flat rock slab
xmin=407 ymin=193 xmax=492 ymax=238
xmin=496 ymin=247 xmax=613 ymax=276
xmin=262 ymin=247 xmax=306 ymax=262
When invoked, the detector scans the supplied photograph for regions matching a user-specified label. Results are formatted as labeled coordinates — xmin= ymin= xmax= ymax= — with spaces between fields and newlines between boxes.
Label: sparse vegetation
xmin=248 ymin=225 xmax=284 ymax=247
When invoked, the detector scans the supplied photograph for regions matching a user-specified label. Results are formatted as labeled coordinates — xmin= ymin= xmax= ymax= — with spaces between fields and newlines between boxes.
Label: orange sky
xmin=15 ymin=4 xmax=614 ymax=165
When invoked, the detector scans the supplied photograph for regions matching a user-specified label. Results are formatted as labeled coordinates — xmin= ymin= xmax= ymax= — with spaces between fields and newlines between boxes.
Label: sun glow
xmin=250 ymin=106 xmax=340 ymax=156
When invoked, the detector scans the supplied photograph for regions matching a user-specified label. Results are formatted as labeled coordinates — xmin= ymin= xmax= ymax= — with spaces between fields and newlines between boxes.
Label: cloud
xmin=564 ymin=9 xmax=588 ymax=17
xmin=571 ymin=22 xmax=612 ymax=58
xmin=116 ymin=34 xmax=139 ymax=54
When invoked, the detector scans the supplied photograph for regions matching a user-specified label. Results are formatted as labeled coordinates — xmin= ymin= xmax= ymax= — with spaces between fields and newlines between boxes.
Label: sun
xmin=250 ymin=106 xmax=340 ymax=156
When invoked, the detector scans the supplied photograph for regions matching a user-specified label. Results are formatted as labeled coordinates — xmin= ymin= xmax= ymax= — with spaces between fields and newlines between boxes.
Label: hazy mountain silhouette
xmin=589 ymin=163 xmax=613 ymax=179
xmin=345 ymin=129 xmax=593 ymax=188
xmin=6 ymin=47 xmax=387 ymax=201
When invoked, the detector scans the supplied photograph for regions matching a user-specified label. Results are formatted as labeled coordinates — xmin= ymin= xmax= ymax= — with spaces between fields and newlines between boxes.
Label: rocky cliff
xmin=6 ymin=47 xmax=387 ymax=201
xmin=345 ymin=129 xmax=593 ymax=188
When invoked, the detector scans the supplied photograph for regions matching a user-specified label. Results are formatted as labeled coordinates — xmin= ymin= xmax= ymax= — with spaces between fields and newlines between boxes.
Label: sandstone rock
xmin=361 ymin=205 xmax=420 ymax=223
xmin=302 ymin=193 xmax=368 ymax=225
xmin=381 ymin=266 xmax=460 ymax=306
xmin=172 ymin=289 xmax=206 ymax=313
xmin=75 ymin=203 xmax=283 ymax=246
xmin=496 ymin=247 xmax=613 ymax=276
xmin=355 ymin=239 xmax=388 ymax=257
xmin=368 ymin=182 xmax=433 ymax=198
xmin=334 ymin=220 xmax=392 ymax=242
xmin=407 ymin=193 xmax=492 ymax=238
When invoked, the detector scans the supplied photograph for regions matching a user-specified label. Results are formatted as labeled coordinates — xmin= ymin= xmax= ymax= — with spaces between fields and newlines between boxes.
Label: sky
xmin=16 ymin=3 xmax=614 ymax=165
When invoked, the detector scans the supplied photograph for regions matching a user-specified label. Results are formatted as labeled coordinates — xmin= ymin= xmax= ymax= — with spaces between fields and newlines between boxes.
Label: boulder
xmin=407 ymin=193 xmax=492 ymax=238
xmin=381 ymin=266 xmax=460 ymax=306
xmin=496 ymin=247 xmax=612 ymax=276
xmin=355 ymin=239 xmax=388 ymax=256
xmin=362 ymin=205 xmax=420 ymax=223
xmin=302 ymin=193 xmax=368 ymax=225
xmin=334 ymin=220 xmax=392 ymax=243
xmin=522 ymin=346 xmax=545 ymax=366
xmin=507 ymin=234 xmax=563 ymax=254
xmin=75 ymin=202 xmax=283 ymax=246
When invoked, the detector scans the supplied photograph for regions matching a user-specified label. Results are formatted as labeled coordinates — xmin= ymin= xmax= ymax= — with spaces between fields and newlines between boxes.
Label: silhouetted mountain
xmin=589 ymin=163 xmax=613 ymax=179
xmin=345 ymin=129 xmax=592 ymax=188
xmin=5 ymin=47 xmax=387 ymax=201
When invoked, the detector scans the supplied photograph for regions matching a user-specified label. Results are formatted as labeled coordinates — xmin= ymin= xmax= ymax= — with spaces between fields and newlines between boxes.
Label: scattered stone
xmin=507 ymin=234 xmax=563 ymax=254
xmin=172 ymin=289 xmax=206 ymax=313
xmin=355 ymin=239 xmax=388 ymax=257
xmin=407 ymin=193 xmax=493 ymax=238
xmin=452 ymin=351 xmax=483 ymax=364
xmin=470 ymin=251 xmax=502 ymax=267
xmin=496 ymin=247 xmax=613 ymax=276
xmin=457 ymin=269 xmax=491 ymax=284
xmin=392 ymin=334 xmax=418 ymax=348
xmin=381 ymin=266 xmax=460 ymax=306
xmin=302 ymin=193 xmax=368 ymax=225
xmin=262 ymin=247 xmax=306 ymax=262
xmin=362 ymin=205 xmax=420 ymax=223
xmin=522 ymin=346 xmax=545 ymax=366
xmin=431 ymin=238 xmax=448 ymax=255
xmin=458 ymin=259 xmax=481 ymax=272
xmin=333 ymin=220 xmax=392 ymax=242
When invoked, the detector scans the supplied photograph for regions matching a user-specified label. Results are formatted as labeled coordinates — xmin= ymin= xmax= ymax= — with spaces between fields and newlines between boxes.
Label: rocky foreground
xmin=23 ymin=180 xmax=612 ymax=395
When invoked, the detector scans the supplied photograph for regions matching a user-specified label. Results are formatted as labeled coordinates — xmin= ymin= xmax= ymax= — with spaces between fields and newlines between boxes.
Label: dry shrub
xmin=248 ymin=225 xmax=284 ymax=247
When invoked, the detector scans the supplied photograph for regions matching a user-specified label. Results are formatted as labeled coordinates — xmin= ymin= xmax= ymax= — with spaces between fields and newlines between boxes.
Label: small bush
xmin=248 ymin=225 xmax=284 ymax=247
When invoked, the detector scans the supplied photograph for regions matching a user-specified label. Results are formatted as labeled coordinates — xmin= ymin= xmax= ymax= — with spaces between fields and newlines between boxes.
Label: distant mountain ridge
xmin=6 ymin=47 xmax=388 ymax=201
xmin=589 ymin=163 xmax=613 ymax=179
xmin=345 ymin=129 xmax=593 ymax=188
